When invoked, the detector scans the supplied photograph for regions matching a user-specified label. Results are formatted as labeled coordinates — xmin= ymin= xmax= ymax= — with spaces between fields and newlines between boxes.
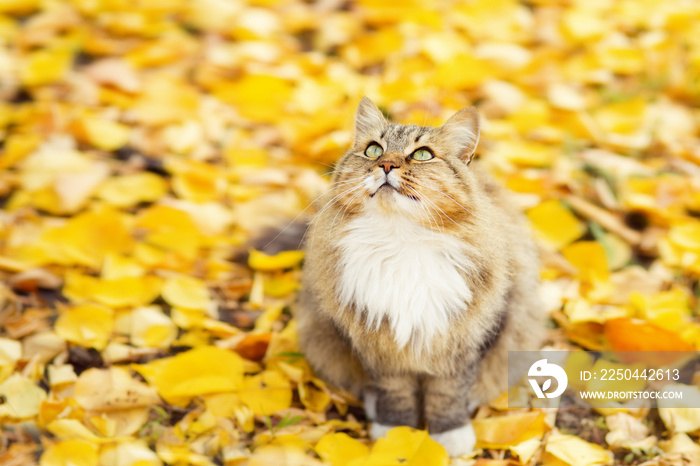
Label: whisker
xmin=404 ymin=184 xmax=445 ymax=236
xmin=405 ymin=184 xmax=457 ymax=232
xmin=305 ymin=183 xmax=365 ymax=250
xmin=409 ymin=179 xmax=483 ymax=221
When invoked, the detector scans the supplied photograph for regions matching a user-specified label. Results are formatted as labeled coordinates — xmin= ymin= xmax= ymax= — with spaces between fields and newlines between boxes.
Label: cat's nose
xmin=378 ymin=161 xmax=399 ymax=173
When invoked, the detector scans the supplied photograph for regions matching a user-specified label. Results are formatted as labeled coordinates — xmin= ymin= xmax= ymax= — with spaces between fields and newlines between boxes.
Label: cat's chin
xmin=368 ymin=187 xmax=421 ymax=216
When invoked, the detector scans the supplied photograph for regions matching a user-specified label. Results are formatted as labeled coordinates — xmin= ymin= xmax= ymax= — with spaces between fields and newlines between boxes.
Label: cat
xmin=296 ymin=97 xmax=545 ymax=457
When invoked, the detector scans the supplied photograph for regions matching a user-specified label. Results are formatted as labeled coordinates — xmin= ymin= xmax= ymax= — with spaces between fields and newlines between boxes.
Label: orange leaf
xmin=605 ymin=318 xmax=695 ymax=353
xmin=234 ymin=333 xmax=272 ymax=361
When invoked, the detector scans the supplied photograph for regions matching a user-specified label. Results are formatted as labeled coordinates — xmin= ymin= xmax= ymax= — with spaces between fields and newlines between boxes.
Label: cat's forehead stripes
xmin=379 ymin=124 xmax=436 ymax=155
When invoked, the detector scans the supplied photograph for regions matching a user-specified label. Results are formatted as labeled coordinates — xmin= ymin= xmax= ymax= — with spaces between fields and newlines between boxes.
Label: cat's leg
xmin=423 ymin=374 xmax=477 ymax=457
xmin=296 ymin=309 xmax=367 ymax=398
xmin=369 ymin=374 xmax=421 ymax=439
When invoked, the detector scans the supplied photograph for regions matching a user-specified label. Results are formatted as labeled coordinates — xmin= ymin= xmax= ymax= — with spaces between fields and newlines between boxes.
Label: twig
xmin=563 ymin=195 xmax=642 ymax=246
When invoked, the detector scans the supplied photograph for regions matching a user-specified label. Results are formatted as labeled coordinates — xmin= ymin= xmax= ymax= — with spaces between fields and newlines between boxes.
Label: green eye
xmin=365 ymin=143 xmax=383 ymax=159
xmin=411 ymin=148 xmax=434 ymax=161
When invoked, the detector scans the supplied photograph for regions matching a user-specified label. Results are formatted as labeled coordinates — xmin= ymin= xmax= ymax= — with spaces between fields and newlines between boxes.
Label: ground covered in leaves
xmin=1 ymin=0 xmax=700 ymax=465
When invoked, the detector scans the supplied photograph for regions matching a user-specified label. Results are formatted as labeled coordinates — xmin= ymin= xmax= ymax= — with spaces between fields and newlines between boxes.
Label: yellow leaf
xmin=659 ymin=385 xmax=700 ymax=433
xmin=98 ymin=173 xmax=168 ymax=208
xmin=136 ymin=205 xmax=202 ymax=261
xmin=545 ymin=433 xmax=613 ymax=466
xmin=55 ymin=304 xmax=114 ymax=350
xmin=510 ymin=437 xmax=542 ymax=464
xmin=495 ymin=140 xmax=556 ymax=167
xmin=101 ymin=254 xmax=145 ymax=280
xmin=298 ymin=379 xmax=331 ymax=413
xmin=166 ymin=158 xmax=223 ymax=202
xmin=40 ymin=439 xmax=99 ymax=466
xmin=432 ymin=54 xmax=496 ymax=90
xmin=630 ymin=289 xmax=691 ymax=333
xmin=99 ymin=440 xmax=161 ymax=466
xmin=562 ymin=241 xmax=610 ymax=283
xmin=453 ymin=0 xmax=530 ymax=43
xmin=593 ymin=98 xmax=648 ymax=137
xmin=253 ymin=303 xmax=285 ymax=333
xmin=315 ymin=432 xmax=370 ymax=466
xmin=20 ymin=48 xmax=73 ymax=87
xmin=131 ymin=76 xmax=200 ymax=125
xmin=213 ymin=74 xmax=293 ymax=123
xmin=46 ymin=419 xmax=102 ymax=442
xmin=47 ymin=364 xmax=77 ymax=387
xmin=63 ymin=273 xmax=162 ymax=308
xmin=161 ymin=275 xmax=212 ymax=310
xmin=238 ymin=370 xmax=292 ymax=416
xmin=224 ymin=147 xmax=269 ymax=167
xmin=527 ymin=200 xmax=586 ymax=249
xmin=0 ymin=0 xmax=39 ymax=14
xmin=341 ymin=28 xmax=402 ymax=68
xmin=248 ymin=250 xmax=305 ymax=271
xmin=362 ymin=427 xmax=448 ymax=465
xmin=125 ymin=31 xmax=196 ymax=68
xmin=40 ymin=207 xmax=134 ymax=268
xmin=0 ymin=373 xmax=47 ymax=419
xmin=0 ymin=337 xmax=22 ymax=381
xmin=131 ymin=306 xmax=178 ymax=348
xmin=72 ymin=115 xmax=130 ymax=151
xmin=248 ymin=445 xmax=319 ymax=466
xmin=660 ymin=433 xmax=700 ymax=455
xmin=264 ymin=274 xmax=301 ymax=298
xmin=668 ymin=220 xmax=700 ymax=252
xmin=73 ymin=367 xmax=160 ymax=411
xmin=473 ymin=411 xmax=546 ymax=449
xmin=561 ymin=9 xmax=606 ymax=42
xmin=0 ymin=132 xmax=41 ymax=170
xmin=597 ymin=46 xmax=645 ymax=75
xmin=356 ymin=0 xmax=433 ymax=26
xmin=134 ymin=346 xmax=244 ymax=405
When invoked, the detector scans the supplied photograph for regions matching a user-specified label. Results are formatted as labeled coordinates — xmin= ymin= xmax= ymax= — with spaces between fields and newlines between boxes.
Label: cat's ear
xmin=439 ymin=106 xmax=480 ymax=163
xmin=355 ymin=97 xmax=387 ymax=142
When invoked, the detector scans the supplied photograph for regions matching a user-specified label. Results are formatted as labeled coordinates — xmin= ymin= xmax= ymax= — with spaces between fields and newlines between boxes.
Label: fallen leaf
xmin=73 ymin=367 xmax=160 ymax=411
xmin=527 ymin=200 xmax=586 ymax=250
xmin=360 ymin=427 xmax=448 ymax=465
xmin=249 ymin=250 xmax=305 ymax=271
xmin=40 ymin=439 xmax=99 ymax=466
xmin=0 ymin=373 xmax=47 ymax=419
xmin=161 ymin=275 xmax=212 ymax=311
xmin=315 ymin=432 xmax=370 ymax=466
xmin=545 ymin=432 xmax=613 ymax=466
xmin=134 ymin=346 xmax=245 ymax=405
xmin=473 ymin=411 xmax=547 ymax=449
xmin=604 ymin=318 xmax=695 ymax=352
xmin=238 ymin=370 xmax=292 ymax=416
xmin=54 ymin=303 xmax=114 ymax=350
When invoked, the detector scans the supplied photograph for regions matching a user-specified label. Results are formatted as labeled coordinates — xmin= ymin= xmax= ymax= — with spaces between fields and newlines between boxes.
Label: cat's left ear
xmin=439 ymin=106 xmax=480 ymax=163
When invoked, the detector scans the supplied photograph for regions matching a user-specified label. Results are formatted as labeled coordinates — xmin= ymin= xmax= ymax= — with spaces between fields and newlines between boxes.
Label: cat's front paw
xmin=369 ymin=422 xmax=394 ymax=440
xmin=363 ymin=389 xmax=377 ymax=421
xmin=430 ymin=423 xmax=476 ymax=458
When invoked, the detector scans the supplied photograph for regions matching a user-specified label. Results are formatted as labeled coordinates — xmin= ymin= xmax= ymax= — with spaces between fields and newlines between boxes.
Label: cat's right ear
xmin=355 ymin=97 xmax=387 ymax=143
xmin=439 ymin=106 xmax=480 ymax=164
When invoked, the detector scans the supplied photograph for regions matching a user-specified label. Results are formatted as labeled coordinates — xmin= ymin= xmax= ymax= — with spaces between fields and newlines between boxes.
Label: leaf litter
xmin=0 ymin=0 xmax=700 ymax=465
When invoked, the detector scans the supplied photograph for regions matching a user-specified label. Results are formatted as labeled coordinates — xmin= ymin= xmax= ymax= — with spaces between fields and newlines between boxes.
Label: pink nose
xmin=379 ymin=161 xmax=399 ymax=173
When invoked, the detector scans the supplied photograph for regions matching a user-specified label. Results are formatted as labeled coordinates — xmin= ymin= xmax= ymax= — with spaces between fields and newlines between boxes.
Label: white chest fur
xmin=335 ymin=210 xmax=474 ymax=351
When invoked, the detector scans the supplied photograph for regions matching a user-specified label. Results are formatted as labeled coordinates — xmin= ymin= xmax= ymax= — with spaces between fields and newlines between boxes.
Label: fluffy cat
xmin=296 ymin=97 xmax=544 ymax=457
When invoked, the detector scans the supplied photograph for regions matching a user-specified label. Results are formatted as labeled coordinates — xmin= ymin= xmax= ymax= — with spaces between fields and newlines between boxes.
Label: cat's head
xmin=330 ymin=97 xmax=481 ymax=225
